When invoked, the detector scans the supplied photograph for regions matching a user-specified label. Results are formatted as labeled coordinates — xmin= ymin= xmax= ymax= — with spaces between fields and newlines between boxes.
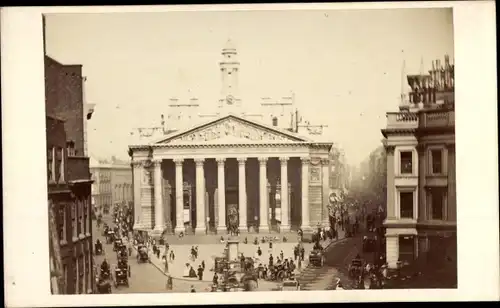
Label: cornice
xmin=129 ymin=142 xmax=332 ymax=152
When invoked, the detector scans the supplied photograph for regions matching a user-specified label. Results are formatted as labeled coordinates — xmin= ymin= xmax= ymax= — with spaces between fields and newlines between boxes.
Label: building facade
xmin=46 ymin=55 xmax=94 ymax=294
xmin=381 ymin=55 xmax=456 ymax=269
xmin=90 ymin=157 xmax=133 ymax=213
xmin=129 ymin=41 xmax=334 ymax=236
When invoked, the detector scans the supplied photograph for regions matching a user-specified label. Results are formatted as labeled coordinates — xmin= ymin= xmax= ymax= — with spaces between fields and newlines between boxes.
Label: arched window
xmin=272 ymin=117 xmax=278 ymax=127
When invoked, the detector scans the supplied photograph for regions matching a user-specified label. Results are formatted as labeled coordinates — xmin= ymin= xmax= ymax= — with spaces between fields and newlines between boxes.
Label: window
xmin=83 ymin=197 xmax=88 ymax=235
xmin=58 ymin=206 xmax=66 ymax=243
xmin=66 ymin=141 xmax=75 ymax=157
xmin=399 ymin=235 xmax=416 ymax=263
xmin=55 ymin=147 xmax=62 ymax=182
xmin=431 ymin=189 xmax=445 ymax=220
xmin=62 ymin=263 xmax=68 ymax=294
xmin=400 ymin=151 xmax=413 ymax=174
xmin=431 ymin=149 xmax=443 ymax=174
xmin=47 ymin=148 xmax=54 ymax=182
xmin=73 ymin=257 xmax=78 ymax=293
xmin=85 ymin=252 xmax=90 ymax=293
xmin=272 ymin=116 xmax=278 ymax=127
xmin=59 ymin=148 xmax=65 ymax=182
xmin=71 ymin=202 xmax=77 ymax=239
xmin=78 ymin=255 xmax=84 ymax=294
xmin=400 ymin=191 xmax=414 ymax=219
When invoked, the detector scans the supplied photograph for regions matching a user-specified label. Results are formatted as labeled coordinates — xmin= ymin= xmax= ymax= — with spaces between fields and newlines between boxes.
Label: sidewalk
xmin=138 ymin=228 xmax=347 ymax=283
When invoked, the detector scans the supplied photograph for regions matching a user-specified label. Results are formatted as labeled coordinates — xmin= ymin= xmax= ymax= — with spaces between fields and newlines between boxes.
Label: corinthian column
xmin=258 ymin=157 xmax=269 ymax=233
xmin=194 ymin=158 xmax=206 ymax=234
xmin=216 ymin=158 xmax=226 ymax=233
xmin=237 ymin=158 xmax=247 ymax=233
xmin=174 ymin=159 xmax=185 ymax=234
xmin=152 ymin=159 xmax=164 ymax=233
xmin=280 ymin=157 xmax=290 ymax=233
xmin=301 ymin=157 xmax=311 ymax=232
xmin=132 ymin=160 xmax=143 ymax=230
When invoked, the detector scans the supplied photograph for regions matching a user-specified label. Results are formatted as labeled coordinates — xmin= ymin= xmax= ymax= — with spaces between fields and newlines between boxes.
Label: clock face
xmin=226 ymin=95 xmax=234 ymax=105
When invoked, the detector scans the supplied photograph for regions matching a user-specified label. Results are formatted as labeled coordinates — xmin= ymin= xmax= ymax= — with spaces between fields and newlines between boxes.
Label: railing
xmin=386 ymin=112 xmax=418 ymax=129
xmin=67 ymin=156 xmax=91 ymax=181
xmin=420 ymin=110 xmax=455 ymax=128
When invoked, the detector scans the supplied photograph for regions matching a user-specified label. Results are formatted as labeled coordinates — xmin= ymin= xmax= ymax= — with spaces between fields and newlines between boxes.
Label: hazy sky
xmin=45 ymin=8 xmax=453 ymax=166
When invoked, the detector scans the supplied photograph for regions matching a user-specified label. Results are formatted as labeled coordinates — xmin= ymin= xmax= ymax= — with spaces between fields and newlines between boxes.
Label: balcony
xmin=67 ymin=156 xmax=91 ymax=182
xmin=386 ymin=112 xmax=418 ymax=129
xmin=419 ymin=110 xmax=455 ymax=129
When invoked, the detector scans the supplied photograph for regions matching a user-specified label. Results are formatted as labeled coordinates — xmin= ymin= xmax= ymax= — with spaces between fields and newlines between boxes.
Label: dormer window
xmin=66 ymin=141 xmax=75 ymax=157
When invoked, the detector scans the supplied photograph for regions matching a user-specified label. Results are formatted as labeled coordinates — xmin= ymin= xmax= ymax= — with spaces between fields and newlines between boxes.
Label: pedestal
xmin=227 ymin=238 xmax=240 ymax=262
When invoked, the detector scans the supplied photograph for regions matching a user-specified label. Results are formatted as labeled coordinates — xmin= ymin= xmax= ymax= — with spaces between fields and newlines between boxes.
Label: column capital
xmin=384 ymin=145 xmax=395 ymax=155
xmin=216 ymin=158 xmax=226 ymax=165
xmin=131 ymin=160 xmax=144 ymax=168
xmin=445 ymin=143 xmax=455 ymax=150
xmin=320 ymin=158 xmax=329 ymax=165
xmin=152 ymin=158 xmax=162 ymax=166
xmin=237 ymin=157 xmax=247 ymax=165
xmin=300 ymin=157 xmax=311 ymax=164
xmin=258 ymin=157 xmax=268 ymax=165
xmin=173 ymin=158 xmax=184 ymax=166
xmin=194 ymin=158 xmax=205 ymax=166
xmin=279 ymin=157 xmax=289 ymax=163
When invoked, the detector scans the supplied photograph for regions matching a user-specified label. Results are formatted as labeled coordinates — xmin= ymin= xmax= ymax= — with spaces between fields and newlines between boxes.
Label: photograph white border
xmin=2 ymin=1 xmax=498 ymax=306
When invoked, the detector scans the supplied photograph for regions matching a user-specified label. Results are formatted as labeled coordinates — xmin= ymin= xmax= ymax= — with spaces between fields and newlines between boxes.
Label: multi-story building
xmin=45 ymin=53 xmax=94 ymax=294
xmin=381 ymin=55 xmax=456 ymax=270
xmin=90 ymin=157 xmax=133 ymax=213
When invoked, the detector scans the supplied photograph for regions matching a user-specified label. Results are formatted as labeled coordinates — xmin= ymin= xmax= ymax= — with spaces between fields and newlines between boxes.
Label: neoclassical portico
xmin=130 ymin=114 xmax=332 ymax=235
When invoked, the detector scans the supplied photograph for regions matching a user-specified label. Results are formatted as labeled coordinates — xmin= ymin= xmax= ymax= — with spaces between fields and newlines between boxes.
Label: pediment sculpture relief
xmin=176 ymin=119 xmax=290 ymax=142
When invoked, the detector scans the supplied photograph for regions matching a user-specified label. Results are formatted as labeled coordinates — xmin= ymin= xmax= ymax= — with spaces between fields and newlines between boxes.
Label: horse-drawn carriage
xmin=362 ymin=235 xmax=377 ymax=253
xmin=106 ymin=230 xmax=116 ymax=244
xmin=267 ymin=264 xmax=287 ymax=281
xmin=113 ymin=238 xmax=123 ymax=252
xmin=280 ymin=275 xmax=300 ymax=291
xmin=96 ymin=268 xmax=112 ymax=294
xmin=137 ymin=244 xmax=149 ymax=263
xmin=348 ymin=257 xmax=364 ymax=279
xmin=95 ymin=241 xmax=103 ymax=256
xmin=114 ymin=266 xmax=129 ymax=287
xmin=309 ymin=242 xmax=326 ymax=267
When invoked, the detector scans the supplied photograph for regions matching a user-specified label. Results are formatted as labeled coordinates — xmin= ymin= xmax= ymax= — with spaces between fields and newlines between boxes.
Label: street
xmin=92 ymin=214 xmax=357 ymax=292
xmin=298 ymin=228 xmax=378 ymax=290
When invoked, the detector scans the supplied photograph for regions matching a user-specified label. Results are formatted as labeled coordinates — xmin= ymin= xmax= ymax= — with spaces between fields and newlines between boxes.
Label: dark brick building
xmin=46 ymin=54 xmax=94 ymax=294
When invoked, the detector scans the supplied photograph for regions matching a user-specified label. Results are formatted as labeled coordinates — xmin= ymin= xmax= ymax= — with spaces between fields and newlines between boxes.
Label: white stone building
xmin=128 ymin=40 xmax=334 ymax=235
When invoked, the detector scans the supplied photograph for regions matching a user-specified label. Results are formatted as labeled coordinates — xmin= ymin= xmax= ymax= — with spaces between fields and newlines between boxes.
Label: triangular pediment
xmin=154 ymin=114 xmax=309 ymax=145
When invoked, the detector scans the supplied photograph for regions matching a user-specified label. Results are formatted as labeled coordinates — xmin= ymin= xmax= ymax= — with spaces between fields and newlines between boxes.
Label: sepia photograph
xmin=43 ymin=7 xmax=457 ymax=294
xmin=2 ymin=2 xmax=498 ymax=306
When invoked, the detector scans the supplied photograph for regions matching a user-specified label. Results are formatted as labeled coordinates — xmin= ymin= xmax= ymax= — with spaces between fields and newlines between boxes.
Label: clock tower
xmin=219 ymin=39 xmax=241 ymax=110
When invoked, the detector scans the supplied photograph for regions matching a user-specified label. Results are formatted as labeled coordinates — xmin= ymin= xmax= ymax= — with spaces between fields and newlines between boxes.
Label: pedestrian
xmin=213 ymin=272 xmax=218 ymax=286
xmin=269 ymin=254 xmax=274 ymax=267
xmin=190 ymin=285 xmax=196 ymax=293
xmin=280 ymin=250 xmax=284 ymax=261
xmin=169 ymin=250 xmax=175 ymax=262
xmin=197 ymin=265 xmax=204 ymax=281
